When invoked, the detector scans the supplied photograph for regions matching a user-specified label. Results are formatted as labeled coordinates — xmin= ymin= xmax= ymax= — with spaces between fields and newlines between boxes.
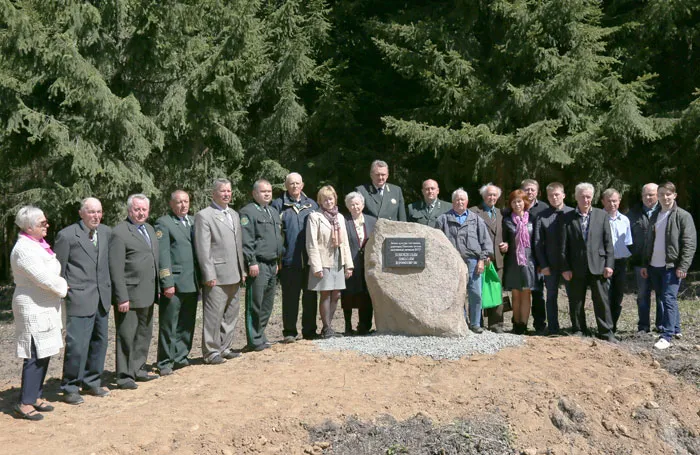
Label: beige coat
xmin=306 ymin=212 xmax=354 ymax=274
xmin=11 ymin=235 xmax=68 ymax=359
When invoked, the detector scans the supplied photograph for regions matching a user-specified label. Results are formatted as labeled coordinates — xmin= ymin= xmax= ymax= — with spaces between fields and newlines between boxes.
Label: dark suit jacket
xmin=55 ymin=221 xmax=112 ymax=317
xmin=528 ymin=199 xmax=550 ymax=220
xmin=355 ymin=183 xmax=407 ymax=221
xmin=344 ymin=214 xmax=377 ymax=295
xmin=109 ymin=220 xmax=159 ymax=308
xmin=560 ymin=207 xmax=614 ymax=276
xmin=407 ymin=199 xmax=450 ymax=228
xmin=469 ymin=204 xmax=504 ymax=269
xmin=155 ymin=212 xmax=199 ymax=293
xmin=534 ymin=205 xmax=573 ymax=273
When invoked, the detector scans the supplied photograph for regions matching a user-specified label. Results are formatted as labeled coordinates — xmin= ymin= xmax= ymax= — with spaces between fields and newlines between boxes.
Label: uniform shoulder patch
xmin=159 ymin=268 xmax=171 ymax=278
xmin=240 ymin=216 xmax=249 ymax=226
xmin=156 ymin=230 xmax=163 ymax=239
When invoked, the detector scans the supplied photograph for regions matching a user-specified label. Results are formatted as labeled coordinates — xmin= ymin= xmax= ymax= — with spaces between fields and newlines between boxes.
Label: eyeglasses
xmin=38 ymin=220 xmax=49 ymax=227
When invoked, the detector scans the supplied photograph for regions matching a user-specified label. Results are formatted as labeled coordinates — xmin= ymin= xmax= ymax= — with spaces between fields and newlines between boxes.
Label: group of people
xmin=8 ymin=159 xmax=696 ymax=422
xmin=430 ymin=179 xmax=695 ymax=351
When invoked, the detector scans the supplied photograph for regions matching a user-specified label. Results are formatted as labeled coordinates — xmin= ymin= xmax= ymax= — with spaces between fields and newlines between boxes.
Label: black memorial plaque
xmin=383 ymin=238 xmax=425 ymax=268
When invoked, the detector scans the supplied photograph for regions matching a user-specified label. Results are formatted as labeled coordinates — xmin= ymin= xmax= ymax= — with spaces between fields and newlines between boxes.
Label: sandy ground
xmin=0 ymin=285 xmax=698 ymax=455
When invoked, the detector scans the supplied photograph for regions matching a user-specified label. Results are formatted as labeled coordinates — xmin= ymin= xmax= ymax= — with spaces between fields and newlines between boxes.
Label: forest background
xmin=0 ymin=0 xmax=698 ymax=280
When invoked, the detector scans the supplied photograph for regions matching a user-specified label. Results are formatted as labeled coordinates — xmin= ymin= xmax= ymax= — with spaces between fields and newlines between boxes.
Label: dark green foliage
xmin=0 ymin=0 xmax=698 ymax=279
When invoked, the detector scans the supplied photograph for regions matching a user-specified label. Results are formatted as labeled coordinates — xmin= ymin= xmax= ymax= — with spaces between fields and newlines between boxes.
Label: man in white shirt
xmin=602 ymin=188 xmax=633 ymax=333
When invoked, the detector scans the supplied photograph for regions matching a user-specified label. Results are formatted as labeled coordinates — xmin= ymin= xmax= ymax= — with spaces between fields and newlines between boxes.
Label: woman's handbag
xmin=481 ymin=262 xmax=503 ymax=309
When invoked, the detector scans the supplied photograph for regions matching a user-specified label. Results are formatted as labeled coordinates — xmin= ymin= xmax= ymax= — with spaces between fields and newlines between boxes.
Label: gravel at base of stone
xmin=313 ymin=332 xmax=524 ymax=360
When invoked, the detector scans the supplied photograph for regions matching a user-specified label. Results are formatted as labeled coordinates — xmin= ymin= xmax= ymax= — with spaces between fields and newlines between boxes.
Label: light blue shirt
xmin=452 ymin=209 xmax=468 ymax=225
xmin=607 ymin=212 xmax=633 ymax=259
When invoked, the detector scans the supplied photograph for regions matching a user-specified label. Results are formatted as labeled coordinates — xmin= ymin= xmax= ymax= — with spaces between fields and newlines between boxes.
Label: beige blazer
xmin=194 ymin=205 xmax=246 ymax=285
xmin=306 ymin=211 xmax=354 ymax=274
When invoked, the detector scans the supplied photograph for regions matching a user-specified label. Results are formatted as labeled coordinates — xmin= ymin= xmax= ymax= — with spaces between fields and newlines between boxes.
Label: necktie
xmin=378 ymin=187 xmax=384 ymax=197
xmin=488 ymin=209 xmax=494 ymax=219
xmin=581 ymin=214 xmax=589 ymax=244
xmin=224 ymin=209 xmax=233 ymax=228
xmin=138 ymin=224 xmax=151 ymax=247
xmin=89 ymin=230 xmax=97 ymax=247
xmin=428 ymin=203 xmax=434 ymax=214
xmin=181 ymin=217 xmax=189 ymax=228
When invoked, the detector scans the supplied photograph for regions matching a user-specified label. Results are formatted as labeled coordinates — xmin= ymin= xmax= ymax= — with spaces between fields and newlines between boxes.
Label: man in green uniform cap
xmin=155 ymin=190 xmax=199 ymax=375
xmin=240 ymin=179 xmax=284 ymax=351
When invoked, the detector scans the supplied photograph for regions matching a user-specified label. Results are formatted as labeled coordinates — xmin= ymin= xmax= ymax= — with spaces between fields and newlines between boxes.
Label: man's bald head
xmin=422 ymin=179 xmax=440 ymax=204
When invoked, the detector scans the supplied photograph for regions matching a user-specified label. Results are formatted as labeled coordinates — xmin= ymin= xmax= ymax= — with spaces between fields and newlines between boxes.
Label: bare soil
xmin=0 ymin=280 xmax=698 ymax=455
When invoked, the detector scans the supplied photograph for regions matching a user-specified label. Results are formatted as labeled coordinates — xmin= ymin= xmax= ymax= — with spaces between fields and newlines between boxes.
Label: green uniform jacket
xmin=155 ymin=212 xmax=199 ymax=293
xmin=239 ymin=202 xmax=285 ymax=266
xmin=407 ymin=199 xmax=451 ymax=228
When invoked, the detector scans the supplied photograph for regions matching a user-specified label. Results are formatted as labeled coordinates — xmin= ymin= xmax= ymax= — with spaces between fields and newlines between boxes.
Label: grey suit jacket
xmin=355 ymin=183 xmax=407 ymax=221
xmin=194 ymin=205 xmax=246 ymax=285
xmin=55 ymin=221 xmax=112 ymax=317
xmin=560 ymin=207 xmax=614 ymax=276
xmin=109 ymin=220 xmax=159 ymax=308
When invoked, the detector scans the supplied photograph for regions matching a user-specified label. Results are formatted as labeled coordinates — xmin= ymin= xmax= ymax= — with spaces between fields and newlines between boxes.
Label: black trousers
xmin=531 ymin=277 xmax=547 ymax=331
xmin=20 ymin=339 xmax=50 ymax=405
xmin=568 ymin=270 xmax=613 ymax=337
xmin=114 ymin=305 xmax=154 ymax=385
xmin=609 ymin=259 xmax=628 ymax=332
xmin=157 ymin=291 xmax=198 ymax=370
xmin=279 ymin=265 xmax=318 ymax=338
xmin=61 ymin=305 xmax=109 ymax=393
xmin=245 ymin=262 xmax=278 ymax=348
xmin=342 ymin=292 xmax=373 ymax=333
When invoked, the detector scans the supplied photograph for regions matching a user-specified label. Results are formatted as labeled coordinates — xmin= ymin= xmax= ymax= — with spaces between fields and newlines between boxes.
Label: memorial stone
xmin=365 ymin=219 xmax=469 ymax=337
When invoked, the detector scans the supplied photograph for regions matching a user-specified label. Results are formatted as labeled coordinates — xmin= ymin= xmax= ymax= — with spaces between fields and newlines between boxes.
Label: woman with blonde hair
xmin=306 ymin=186 xmax=354 ymax=338
xmin=10 ymin=206 xmax=68 ymax=420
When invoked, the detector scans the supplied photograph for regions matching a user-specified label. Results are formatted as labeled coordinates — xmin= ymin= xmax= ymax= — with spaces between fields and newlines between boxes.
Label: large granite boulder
xmin=365 ymin=219 xmax=469 ymax=337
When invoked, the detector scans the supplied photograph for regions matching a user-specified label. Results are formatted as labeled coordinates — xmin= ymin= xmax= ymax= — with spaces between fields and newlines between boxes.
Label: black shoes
xmin=33 ymin=401 xmax=55 ymax=412
xmin=63 ymin=392 xmax=85 ymax=405
xmin=118 ymin=380 xmax=138 ymax=390
xmin=83 ymin=387 xmax=110 ymax=397
xmin=135 ymin=373 xmax=159 ymax=382
xmin=173 ymin=359 xmax=190 ymax=370
xmin=14 ymin=404 xmax=43 ymax=421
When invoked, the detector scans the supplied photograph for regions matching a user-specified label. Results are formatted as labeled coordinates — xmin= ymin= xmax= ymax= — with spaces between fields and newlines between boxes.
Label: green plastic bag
xmin=481 ymin=262 xmax=502 ymax=309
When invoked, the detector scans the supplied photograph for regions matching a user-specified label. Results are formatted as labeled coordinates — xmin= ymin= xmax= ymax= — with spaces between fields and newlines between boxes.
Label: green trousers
xmin=245 ymin=262 xmax=278 ymax=348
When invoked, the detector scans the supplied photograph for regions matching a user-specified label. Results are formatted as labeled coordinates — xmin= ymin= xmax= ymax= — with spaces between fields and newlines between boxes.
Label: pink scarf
xmin=21 ymin=232 xmax=55 ymax=255
xmin=321 ymin=206 xmax=342 ymax=247
xmin=511 ymin=211 xmax=530 ymax=266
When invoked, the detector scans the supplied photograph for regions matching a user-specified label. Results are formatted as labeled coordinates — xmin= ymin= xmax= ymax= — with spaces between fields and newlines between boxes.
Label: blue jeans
xmin=635 ymin=266 xmax=663 ymax=331
xmin=465 ymin=258 xmax=483 ymax=328
xmin=648 ymin=266 xmax=681 ymax=341
xmin=543 ymin=273 xmax=570 ymax=333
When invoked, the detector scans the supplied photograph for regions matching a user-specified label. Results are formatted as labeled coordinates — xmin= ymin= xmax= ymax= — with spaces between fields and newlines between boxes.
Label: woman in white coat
xmin=306 ymin=186 xmax=354 ymax=338
xmin=10 ymin=206 xmax=68 ymax=420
